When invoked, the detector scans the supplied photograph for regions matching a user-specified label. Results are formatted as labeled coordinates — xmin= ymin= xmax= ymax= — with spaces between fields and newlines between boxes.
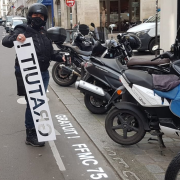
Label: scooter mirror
xmin=109 ymin=24 xmax=117 ymax=28
xmin=90 ymin=23 xmax=95 ymax=28
xmin=109 ymin=24 xmax=117 ymax=34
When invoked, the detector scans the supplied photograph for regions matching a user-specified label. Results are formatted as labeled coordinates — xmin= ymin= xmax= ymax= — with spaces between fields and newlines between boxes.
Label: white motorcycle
xmin=104 ymin=56 xmax=180 ymax=148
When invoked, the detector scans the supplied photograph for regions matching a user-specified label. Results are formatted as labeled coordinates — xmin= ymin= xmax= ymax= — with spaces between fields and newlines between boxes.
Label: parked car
xmin=5 ymin=16 xmax=13 ymax=33
xmin=5 ymin=21 xmax=12 ymax=33
xmin=1 ymin=21 xmax=6 ymax=27
xmin=127 ymin=12 xmax=160 ymax=54
xmin=9 ymin=17 xmax=27 ymax=33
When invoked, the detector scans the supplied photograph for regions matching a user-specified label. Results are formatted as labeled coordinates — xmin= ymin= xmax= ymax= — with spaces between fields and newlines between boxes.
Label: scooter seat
xmin=92 ymin=57 xmax=127 ymax=73
xmin=63 ymin=43 xmax=92 ymax=56
xmin=124 ymin=69 xmax=153 ymax=89
xmin=127 ymin=57 xmax=170 ymax=66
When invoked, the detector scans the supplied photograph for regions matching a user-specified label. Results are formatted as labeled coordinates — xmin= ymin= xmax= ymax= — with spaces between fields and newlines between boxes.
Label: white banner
xmin=14 ymin=37 xmax=56 ymax=142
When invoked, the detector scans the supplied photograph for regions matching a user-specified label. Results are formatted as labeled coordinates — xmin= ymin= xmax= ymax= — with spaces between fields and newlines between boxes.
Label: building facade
xmin=1 ymin=0 xmax=8 ymax=19
xmin=6 ymin=0 xmax=53 ymax=28
xmin=160 ymin=0 xmax=177 ymax=51
xmin=53 ymin=0 xmax=161 ymax=32
xmin=3 ymin=0 xmax=175 ymax=51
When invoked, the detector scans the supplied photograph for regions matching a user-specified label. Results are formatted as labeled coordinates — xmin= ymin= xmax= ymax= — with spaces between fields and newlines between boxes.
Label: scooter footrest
xmin=159 ymin=118 xmax=177 ymax=129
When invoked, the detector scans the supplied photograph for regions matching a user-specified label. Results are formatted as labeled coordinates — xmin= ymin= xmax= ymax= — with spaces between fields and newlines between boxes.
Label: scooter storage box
xmin=47 ymin=27 xmax=67 ymax=44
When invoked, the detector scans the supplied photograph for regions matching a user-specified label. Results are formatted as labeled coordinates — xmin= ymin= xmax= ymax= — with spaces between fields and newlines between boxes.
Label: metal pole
xmin=177 ymin=0 xmax=180 ymax=30
xmin=155 ymin=0 xmax=158 ymax=57
xmin=51 ymin=0 xmax=54 ymax=27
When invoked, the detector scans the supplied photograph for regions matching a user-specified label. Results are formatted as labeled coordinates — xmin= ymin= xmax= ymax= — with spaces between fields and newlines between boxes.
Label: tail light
xmin=84 ymin=62 xmax=92 ymax=69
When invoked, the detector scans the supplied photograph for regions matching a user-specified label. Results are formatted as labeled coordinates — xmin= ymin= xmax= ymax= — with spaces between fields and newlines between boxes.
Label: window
xmin=100 ymin=0 xmax=107 ymax=27
xmin=146 ymin=12 xmax=160 ymax=23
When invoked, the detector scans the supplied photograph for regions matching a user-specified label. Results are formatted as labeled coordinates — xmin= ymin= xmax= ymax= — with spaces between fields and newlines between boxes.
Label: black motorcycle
xmin=48 ymin=25 xmax=128 ymax=87
xmin=75 ymin=28 xmax=175 ymax=114
xmin=47 ymin=25 xmax=93 ymax=87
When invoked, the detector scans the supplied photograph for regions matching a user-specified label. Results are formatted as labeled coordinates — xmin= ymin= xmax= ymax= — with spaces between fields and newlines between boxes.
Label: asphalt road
xmin=0 ymin=26 xmax=121 ymax=180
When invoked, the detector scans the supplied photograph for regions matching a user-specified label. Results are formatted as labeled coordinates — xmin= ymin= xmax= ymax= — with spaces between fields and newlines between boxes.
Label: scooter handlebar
xmin=151 ymin=51 xmax=174 ymax=61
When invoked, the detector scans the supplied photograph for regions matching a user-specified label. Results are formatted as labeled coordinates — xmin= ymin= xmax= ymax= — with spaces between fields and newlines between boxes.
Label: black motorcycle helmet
xmin=27 ymin=3 xmax=48 ymax=24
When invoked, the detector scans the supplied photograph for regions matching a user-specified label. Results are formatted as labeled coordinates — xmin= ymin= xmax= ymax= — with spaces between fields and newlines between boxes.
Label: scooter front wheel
xmin=105 ymin=107 xmax=146 ymax=145
xmin=165 ymin=152 xmax=180 ymax=180
xmin=52 ymin=62 xmax=78 ymax=87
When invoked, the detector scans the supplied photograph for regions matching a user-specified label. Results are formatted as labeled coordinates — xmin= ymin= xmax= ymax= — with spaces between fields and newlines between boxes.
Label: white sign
xmin=14 ymin=38 xmax=56 ymax=142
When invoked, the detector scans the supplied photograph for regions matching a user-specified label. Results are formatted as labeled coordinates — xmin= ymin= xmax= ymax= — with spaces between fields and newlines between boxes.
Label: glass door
xmin=120 ymin=0 xmax=130 ymax=31
xmin=129 ymin=0 xmax=140 ymax=23
xmin=109 ymin=0 xmax=120 ymax=31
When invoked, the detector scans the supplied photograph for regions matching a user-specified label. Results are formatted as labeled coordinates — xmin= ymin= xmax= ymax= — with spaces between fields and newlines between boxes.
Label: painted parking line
xmin=17 ymin=97 xmax=27 ymax=104
xmin=48 ymin=140 xmax=66 ymax=171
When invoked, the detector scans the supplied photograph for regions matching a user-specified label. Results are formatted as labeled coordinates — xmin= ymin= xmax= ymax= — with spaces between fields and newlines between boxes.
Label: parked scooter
xmin=75 ymin=39 xmax=174 ymax=114
xmin=104 ymin=55 xmax=180 ymax=149
xmin=74 ymin=33 xmax=141 ymax=114
xmin=165 ymin=151 xmax=180 ymax=180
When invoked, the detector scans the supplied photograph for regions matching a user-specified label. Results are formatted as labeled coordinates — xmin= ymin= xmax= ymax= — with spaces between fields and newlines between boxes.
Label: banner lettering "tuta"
xmin=14 ymin=38 xmax=56 ymax=142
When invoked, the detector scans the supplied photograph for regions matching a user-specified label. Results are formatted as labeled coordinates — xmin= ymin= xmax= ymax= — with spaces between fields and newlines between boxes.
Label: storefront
xmin=100 ymin=0 xmax=140 ymax=32
xmin=40 ymin=0 xmax=53 ymax=28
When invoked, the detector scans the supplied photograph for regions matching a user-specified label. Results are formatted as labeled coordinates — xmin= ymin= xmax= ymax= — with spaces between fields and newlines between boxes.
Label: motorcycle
xmin=47 ymin=25 xmax=93 ymax=87
xmin=48 ymin=25 xmax=125 ymax=87
xmin=104 ymin=55 xmax=180 ymax=149
xmin=75 ymin=36 xmax=174 ymax=114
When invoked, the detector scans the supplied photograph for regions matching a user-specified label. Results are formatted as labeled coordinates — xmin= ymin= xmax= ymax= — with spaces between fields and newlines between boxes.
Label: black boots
xmin=26 ymin=128 xmax=45 ymax=147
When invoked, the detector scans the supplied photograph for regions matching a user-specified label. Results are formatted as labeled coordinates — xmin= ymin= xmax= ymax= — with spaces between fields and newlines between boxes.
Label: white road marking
xmin=55 ymin=129 xmax=61 ymax=135
xmin=17 ymin=97 xmax=27 ymax=104
xmin=47 ymin=89 xmax=49 ymax=92
xmin=48 ymin=140 xmax=66 ymax=171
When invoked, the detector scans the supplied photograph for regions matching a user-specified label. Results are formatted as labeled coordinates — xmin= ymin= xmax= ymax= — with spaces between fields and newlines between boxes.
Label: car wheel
xmin=149 ymin=38 xmax=160 ymax=55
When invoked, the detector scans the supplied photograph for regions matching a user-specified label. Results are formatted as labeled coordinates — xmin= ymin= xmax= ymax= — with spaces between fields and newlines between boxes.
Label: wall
xmin=60 ymin=0 xmax=69 ymax=28
xmin=72 ymin=0 xmax=100 ymax=28
xmin=160 ymin=0 xmax=177 ymax=51
xmin=53 ymin=0 xmax=61 ymax=27
xmin=140 ymin=0 xmax=161 ymax=21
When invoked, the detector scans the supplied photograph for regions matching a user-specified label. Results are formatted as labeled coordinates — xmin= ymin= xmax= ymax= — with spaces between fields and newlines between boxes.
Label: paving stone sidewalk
xmin=49 ymin=51 xmax=180 ymax=180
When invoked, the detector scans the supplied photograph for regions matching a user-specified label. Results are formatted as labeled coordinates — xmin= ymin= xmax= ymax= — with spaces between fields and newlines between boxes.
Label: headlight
xmin=135 ymin=29 xmax=150 ymax=37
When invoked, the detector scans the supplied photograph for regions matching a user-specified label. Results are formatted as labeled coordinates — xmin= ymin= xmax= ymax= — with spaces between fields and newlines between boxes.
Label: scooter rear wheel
xmin=52 ymin=62 xmax=78 ymax=87
xmin=105 ymin=107 xmax=146 ymax=145
xmin=84 ymin=93 xmax=112 ymax=114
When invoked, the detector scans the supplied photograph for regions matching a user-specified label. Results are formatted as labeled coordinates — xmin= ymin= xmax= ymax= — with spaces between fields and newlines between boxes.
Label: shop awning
xmin=37 ymin=0 xmax=52 ymax=6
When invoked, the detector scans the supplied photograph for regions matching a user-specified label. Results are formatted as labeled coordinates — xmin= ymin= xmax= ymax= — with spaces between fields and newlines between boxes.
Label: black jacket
xmin=2 ymin=24 xmax=62 ymax=72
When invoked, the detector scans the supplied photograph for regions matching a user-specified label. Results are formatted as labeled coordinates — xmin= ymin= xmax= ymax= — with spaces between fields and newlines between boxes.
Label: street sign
xmin=66 ymin=0 xmax=75 ymax=7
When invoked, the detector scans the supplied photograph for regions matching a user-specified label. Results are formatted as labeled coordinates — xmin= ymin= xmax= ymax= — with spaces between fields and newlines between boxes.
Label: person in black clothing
xmin=2 ymin=3 xmax=65 ymax=147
